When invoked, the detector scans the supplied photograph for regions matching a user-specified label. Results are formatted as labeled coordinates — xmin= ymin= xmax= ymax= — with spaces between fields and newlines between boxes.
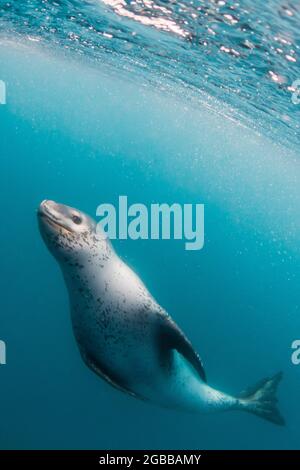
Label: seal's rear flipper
xmin=238 ymin=372 xmax=285 ymax=426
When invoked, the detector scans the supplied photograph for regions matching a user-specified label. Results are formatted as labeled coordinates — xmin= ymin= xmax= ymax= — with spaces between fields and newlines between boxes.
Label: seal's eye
xmin=72 ymin=215 xmax=82 ymax=225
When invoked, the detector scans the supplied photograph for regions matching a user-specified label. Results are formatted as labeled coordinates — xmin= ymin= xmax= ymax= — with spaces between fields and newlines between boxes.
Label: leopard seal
xmin=38 ymin=200 xmax=284 ymax=425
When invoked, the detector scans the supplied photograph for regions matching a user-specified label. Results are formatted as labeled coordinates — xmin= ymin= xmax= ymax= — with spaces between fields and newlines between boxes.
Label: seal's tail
xmin=237 ymin=372 xmax=285 ymax=426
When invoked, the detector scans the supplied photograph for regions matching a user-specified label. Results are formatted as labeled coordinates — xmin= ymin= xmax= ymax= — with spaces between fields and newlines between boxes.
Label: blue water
xmin=0 ymin=0 xmax=300 ymax=450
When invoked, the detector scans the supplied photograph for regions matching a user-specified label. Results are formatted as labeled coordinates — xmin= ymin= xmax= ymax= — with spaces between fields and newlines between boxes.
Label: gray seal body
xmin=38 ymin=200 xmax=284 ymax=424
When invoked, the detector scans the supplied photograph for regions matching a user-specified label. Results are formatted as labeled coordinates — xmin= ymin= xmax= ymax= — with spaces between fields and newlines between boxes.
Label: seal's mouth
xmin=38 ymin=200 xmax=73 ymax=234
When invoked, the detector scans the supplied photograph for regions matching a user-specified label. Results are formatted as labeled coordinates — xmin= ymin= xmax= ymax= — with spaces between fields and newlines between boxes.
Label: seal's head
xmin=38 ymin=200 xmax=98 ymax=263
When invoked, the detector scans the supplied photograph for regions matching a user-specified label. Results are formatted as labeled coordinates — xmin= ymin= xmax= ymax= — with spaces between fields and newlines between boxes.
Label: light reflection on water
xmin=0 ymin=0 xmax=299 ymax=148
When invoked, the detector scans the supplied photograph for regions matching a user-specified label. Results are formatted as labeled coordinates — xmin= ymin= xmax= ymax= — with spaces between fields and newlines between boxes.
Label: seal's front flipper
xmin=238 ymin=372 xmax=285 ymax=426
xmin=158 ymin=315 xmax=206 ymax=382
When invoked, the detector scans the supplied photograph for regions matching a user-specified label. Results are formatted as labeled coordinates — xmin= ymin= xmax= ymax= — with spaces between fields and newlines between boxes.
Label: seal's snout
xmin=37 ymin=200 xmax=62 ymax=228
xmin=38 ymin=200 xmax=60 ymax=221
xmin=38 ymin=199 xmax=75 ymax=244
xmin=39 ymin=199 xmax=56 ymax=213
